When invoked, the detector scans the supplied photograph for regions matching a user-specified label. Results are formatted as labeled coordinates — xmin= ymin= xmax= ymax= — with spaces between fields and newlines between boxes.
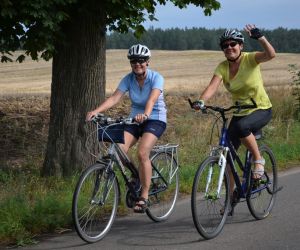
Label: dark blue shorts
xmin=124 ymin=120 xmax=166 ymax=139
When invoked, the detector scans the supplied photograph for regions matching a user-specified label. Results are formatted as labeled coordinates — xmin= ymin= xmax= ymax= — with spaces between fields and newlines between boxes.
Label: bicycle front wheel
xmin=247 ymin=144 xmax=277 ymax=220
xmin=72 ymin=163 xmax=119 ymax=243
xmin=191 ymin=156 xmax=230 ymax=239
xmin=146 ymin=151 xmax=179 ymax=222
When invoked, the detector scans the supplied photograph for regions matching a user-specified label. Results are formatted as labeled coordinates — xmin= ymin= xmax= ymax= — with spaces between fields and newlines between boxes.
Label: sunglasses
xmin=221 ymin=41 xmax=239 ymax=50
xmin=130 ymin=59 xmax=147 ymax=65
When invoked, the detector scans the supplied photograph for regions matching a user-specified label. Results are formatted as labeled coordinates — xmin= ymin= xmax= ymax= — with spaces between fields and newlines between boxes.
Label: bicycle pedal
xmin=231 ymin=189 xmax=239 ymax=204
xmin=252 ymin=179 xmax=261 ymax=190
xmin=125 ymin=190 xmax=136 ymax=208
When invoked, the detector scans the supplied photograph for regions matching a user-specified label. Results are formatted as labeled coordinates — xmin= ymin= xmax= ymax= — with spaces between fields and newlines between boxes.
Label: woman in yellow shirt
xmin=194 ymin=24 xmax=275 ymax=197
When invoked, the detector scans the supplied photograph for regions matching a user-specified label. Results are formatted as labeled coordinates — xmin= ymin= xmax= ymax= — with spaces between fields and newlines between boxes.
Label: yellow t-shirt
xmin=214 ymin=52 xmax=272 ymax=116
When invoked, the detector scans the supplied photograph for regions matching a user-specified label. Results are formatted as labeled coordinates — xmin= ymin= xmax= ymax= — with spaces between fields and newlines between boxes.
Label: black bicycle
xmin=72 ymin=114 xmax=179 ymax=243
xmin=189 ymin=99 xmax=280 ymax=239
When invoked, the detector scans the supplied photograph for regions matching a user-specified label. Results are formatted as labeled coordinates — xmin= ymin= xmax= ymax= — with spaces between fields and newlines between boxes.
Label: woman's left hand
xmin=244 ymin=24 xmax=263 ymax=39
xmin=244 ymin=24 xmax=256 ymax=34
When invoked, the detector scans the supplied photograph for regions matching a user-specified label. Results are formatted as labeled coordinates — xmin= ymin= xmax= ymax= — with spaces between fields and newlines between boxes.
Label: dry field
xmin=0 ymin=50 xmax=299 ymax=96
xmin=0 ymin=49 xmax=299 ymax=165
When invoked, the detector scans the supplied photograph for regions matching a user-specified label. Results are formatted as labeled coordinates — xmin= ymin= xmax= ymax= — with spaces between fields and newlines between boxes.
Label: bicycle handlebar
xmin=91 ymin=113 xmax=136 ymax=125
xmin=188 ymin=98 xmax=257 ymax=114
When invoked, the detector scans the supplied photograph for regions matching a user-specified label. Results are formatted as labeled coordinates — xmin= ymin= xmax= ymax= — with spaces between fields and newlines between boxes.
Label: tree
xmin=0 ymin=0 xmax=220 ymax=177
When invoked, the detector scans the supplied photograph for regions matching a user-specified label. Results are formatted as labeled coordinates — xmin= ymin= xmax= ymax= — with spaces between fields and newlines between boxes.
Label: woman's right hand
xmin=86 ymin=110 xmax=98 ymax=121
xmin=134 ymin=113 xmax=148 ymax=123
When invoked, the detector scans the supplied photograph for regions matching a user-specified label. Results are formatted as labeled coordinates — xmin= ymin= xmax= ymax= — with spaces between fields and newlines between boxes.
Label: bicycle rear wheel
xmin=247 ymin=144 xmax=277 ymax=220
xmin=191 ymin=156 xmax=230 ymax=239
xmin=146 ymin=152 xmax=179 ymax=222
xmin=72 ymin=163 xmax=119 ymax=243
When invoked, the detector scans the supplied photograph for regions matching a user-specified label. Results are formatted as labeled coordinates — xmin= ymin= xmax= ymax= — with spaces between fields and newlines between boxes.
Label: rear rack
xmin=152 ymin=143 xmax=179 ymax=165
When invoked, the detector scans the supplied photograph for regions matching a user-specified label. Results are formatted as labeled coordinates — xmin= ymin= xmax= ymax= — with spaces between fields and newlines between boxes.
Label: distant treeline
xmin=106 ymin=27 xmax=300 ymax=53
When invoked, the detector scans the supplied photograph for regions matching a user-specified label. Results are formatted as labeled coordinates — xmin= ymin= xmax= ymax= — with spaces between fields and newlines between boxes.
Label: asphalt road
xmin=20 ymin=167 xmax=300 ymax=250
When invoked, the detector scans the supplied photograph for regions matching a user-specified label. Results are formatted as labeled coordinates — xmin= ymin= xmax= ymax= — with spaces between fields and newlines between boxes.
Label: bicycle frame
xmin=220 ymin=123 xmax=269 ymax=198
xmin=72 ymin=114 xmax=180 ymax=243
xmin=218 ymin=125 xmax=252 ymax=199
xmin=97 ymin=142 xmax=140 ymax=199
xmin=97 ymin=139 xmax=179 ymax=202
xmin=190 ymin=99 xmax=278 ymax=240
xmin=201 ymin=101 xmax=257 ymax=200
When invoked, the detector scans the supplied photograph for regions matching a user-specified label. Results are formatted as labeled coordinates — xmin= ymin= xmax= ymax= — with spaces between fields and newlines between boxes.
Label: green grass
xmin=1 ymin=87 xmax=300 ymax=246
xmin=268 ymin=122 xmax=300 ymax=167
xmin=0 ymin=170 xmax=76 ymax=246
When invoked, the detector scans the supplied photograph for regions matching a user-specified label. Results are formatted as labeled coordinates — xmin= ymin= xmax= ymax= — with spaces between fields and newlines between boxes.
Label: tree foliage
xmin=0 ymin=0 xmax=221 ymax=176
xmin=0 ymin=0 xmax=221 ymax=62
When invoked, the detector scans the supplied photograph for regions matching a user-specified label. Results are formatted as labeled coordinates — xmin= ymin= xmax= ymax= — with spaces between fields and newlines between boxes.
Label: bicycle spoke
xmin=247 ymin=145 xmax=277 ymax=220
xmin=191 ymin=156 xmax=229 ymax=239
xmin=146 ymin=151 xmax=179 ymax=222
xmin=72 ymin=163 xmax=119 ymax=243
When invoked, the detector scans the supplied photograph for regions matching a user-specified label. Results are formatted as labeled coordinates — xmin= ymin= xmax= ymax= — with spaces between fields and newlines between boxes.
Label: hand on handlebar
xmin=192 ymin=100 xmax=205 ymax=110
xmin=86 ymin=111 xmax=102 ymax=122
xmin=134 ymin=113 xmax=148 ymax=123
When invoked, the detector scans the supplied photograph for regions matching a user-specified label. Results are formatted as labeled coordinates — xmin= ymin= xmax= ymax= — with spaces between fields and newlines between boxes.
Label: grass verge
xmin=0 ymin=87 xmax=299 ymax=246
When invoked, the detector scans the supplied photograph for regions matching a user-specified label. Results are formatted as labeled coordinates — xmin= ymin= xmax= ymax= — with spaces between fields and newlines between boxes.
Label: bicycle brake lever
xmin=188 ymin=98 xmax=193 ymax=108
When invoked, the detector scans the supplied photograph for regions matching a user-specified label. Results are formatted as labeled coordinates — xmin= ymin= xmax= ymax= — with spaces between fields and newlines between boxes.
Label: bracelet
xmin=143 ymin=114 xmax=149 ymax=119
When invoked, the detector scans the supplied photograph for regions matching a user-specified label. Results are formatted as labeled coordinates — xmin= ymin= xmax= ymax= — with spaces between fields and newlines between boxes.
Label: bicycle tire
xmin=246 ymin=144 xmax=278 ymax=220
xmin=146 ymin=151 xmax=179 ymax=222
xmin=191 ymin=156 xmax=230 ymax=239
xmin=72 ymin=163 xmax=119 ymax=243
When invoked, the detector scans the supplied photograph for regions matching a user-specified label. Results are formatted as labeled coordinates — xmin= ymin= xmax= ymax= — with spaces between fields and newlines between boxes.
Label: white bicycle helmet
xmin=219 ymin=29 xmax=244 ymax=45
xmin=127 ymin=44 xmax=151 ymax=60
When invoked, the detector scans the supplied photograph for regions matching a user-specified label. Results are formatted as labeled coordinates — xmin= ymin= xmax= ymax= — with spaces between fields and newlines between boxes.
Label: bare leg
xmin=240 ymin=133 xmax=264 ymax=178
xmin=119 ymin=131 xmax=137 ymax=154
xmin=120 ymin=131 xmax=154 ymax=212
xmin=136 ymin=132 xmax=158 ymax=200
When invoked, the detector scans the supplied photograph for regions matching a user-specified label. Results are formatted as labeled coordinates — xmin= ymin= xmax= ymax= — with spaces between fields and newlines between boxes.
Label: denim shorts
xmin=124 ymin=120 xmax=167 ymax=139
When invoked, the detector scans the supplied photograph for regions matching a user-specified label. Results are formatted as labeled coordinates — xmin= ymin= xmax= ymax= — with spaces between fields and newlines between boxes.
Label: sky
xmin=142 ymin=0 xmax=300 ymax=30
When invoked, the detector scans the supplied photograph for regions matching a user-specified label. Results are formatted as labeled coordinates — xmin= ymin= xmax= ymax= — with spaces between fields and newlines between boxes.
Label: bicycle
xmin=72 ymin=114 xmax=179 ymax=243
xmin=189 ymin=99 xmax=280 ymax=239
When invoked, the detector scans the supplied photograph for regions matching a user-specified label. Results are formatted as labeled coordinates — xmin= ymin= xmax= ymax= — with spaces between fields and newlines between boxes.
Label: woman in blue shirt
xmin=86 ymin=44 xmax=167 ymax=213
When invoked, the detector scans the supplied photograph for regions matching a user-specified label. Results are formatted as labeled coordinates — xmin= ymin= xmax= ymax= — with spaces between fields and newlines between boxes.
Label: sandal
xmin=133 ymin=197 xmax=149 ymax=214
xmin=252 ymin=158 xmax=265 ymax=180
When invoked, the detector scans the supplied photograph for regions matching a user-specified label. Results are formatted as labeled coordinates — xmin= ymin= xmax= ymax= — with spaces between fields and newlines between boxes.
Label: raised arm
xmin=244 ymin=24 xmax=276 ymax=63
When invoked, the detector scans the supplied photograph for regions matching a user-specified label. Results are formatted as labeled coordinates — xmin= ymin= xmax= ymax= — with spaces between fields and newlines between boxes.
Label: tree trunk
xmin=42 ymin=11 xmax=106 ymax=177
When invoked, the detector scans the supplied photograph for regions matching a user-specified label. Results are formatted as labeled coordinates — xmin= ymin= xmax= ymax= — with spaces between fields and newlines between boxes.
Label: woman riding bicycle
xmin=193 ymin=24 xmax=276 ymax=193
xmin=86 ymin=44 xmax=167 ymax=213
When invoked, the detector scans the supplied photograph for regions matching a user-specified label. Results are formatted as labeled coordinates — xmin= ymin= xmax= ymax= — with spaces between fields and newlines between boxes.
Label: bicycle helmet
xmin=219 ymin=29 xmax=244 ymax=46
xmin=127 ymin=44 xmax=151 ymax=60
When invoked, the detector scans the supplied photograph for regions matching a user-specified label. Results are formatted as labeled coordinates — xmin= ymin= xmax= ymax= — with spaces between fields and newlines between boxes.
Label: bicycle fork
xmin=206 ymin=147 xmax=229 ymax=199
xmin=92 ymin=164 xmax=115 ymax=206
